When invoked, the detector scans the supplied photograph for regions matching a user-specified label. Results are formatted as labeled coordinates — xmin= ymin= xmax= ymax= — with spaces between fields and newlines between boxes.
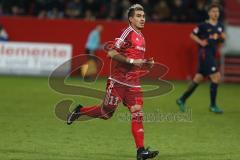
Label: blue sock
xmin=210 ymin=83 xmax=218 ymax=106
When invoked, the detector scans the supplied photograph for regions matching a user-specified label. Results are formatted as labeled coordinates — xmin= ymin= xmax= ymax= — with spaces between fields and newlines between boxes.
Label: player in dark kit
xmin=177 ymin=4 xmax=225 ymax=113
xmin=67 ymin=4 xmax=159 ymax=160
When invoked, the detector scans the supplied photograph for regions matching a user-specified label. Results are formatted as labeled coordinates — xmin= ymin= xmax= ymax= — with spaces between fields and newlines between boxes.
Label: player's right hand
xmin=200 ymin=40 xmax=208 ymax=47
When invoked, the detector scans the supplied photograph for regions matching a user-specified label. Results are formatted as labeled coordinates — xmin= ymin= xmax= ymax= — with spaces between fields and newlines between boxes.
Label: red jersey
xmin=109 ymin=26 xmax=146 ymax=87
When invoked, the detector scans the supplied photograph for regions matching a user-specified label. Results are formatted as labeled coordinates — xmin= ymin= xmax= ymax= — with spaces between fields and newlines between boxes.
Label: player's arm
xmin=190 ymin=33 xmax=208 ymax=47
xmin=218 ymin=32 xmax=225 ymax=48
xmin=191 ymin=24 xmax=208 ymax=47
xmin=218 ymin=31 xmax=226 ymax=43
xmin=107 ymin=49 xmax=145 ymax=67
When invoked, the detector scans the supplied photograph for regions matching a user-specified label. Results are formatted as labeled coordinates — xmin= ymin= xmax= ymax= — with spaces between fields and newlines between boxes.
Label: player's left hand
xmin=141 ymin=57 xmax=154 ymax=69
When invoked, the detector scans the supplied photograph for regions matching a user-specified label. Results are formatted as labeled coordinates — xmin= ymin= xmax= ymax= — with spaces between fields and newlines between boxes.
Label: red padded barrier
xmin=0 ymin=16 xmax=199 ymax=80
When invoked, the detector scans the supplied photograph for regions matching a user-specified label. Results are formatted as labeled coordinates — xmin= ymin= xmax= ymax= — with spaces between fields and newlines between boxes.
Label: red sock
xmin=80 ymin=105 xmax=103 ymax=118
xmin=131 ymin=111 xmax=144 ymax=149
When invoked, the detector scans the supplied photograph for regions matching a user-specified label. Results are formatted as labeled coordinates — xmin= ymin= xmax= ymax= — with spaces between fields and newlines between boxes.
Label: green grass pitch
xmin=0 ymin=76 xmax=240 ymax=160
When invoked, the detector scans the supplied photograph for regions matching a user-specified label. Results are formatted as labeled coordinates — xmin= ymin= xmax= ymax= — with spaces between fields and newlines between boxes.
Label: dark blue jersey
xmin=192 ymin=21 xmax=225 ymax=76
xmin=192 ymin=21 xmax=225 ymax=57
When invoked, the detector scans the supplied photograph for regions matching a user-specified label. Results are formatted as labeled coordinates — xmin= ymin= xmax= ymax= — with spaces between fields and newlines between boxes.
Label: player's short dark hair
xmin=127 ymin=4 xmax=144 ymax=21
xmin=207 ymin=3 xmax=222 ymax=12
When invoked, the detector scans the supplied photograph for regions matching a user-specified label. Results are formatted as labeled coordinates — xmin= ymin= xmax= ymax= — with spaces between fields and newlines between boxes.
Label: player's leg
xmin=124 ymin=87 xmax=158 ymax=160
xmin=177 ymin=73 xmax=204 ymax=112
xmin=67 ymin=80 xmax=123 ymax=124
xmin=79 ymin=79 xmax=122 ymax=119
xmin=129 ymin=105 xmax=159 ymax=160
xmin=209 ymin=71 xmax=223 ymax=113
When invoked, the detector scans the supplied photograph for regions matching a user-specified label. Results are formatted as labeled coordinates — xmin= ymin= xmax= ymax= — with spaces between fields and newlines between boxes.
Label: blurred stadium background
xmin=0 ymin=0 xmax=240 ymax=160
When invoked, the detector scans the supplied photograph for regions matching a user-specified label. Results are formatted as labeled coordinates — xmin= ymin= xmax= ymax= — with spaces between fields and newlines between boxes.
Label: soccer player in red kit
xmin=67 ymin=4 xmax=159 ymax=160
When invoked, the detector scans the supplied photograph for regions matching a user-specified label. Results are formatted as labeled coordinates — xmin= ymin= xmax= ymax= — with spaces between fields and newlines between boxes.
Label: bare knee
xmin=193 ymin=74 xmax=204 ymax=84
xmin=130 ymin=105 xmax=142 ymax=113
xmin=210 ymin=72 xmax=221 ymax=83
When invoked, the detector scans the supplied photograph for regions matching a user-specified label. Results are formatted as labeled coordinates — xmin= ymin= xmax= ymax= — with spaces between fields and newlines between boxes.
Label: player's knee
xmin=193 ymin=76 xmax=203 ymax=84
xmin=211 ymin=75 xmax=221 ymax=83
xmin=130 ymin=105 xmax=142 ymax=113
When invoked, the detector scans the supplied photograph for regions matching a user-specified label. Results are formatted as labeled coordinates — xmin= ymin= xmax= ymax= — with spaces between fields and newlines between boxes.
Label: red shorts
xmin=103 ymin=79 xmax=143 ymax=111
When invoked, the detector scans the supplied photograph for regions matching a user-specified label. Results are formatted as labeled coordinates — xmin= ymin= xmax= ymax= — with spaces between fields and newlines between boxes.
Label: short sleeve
xmin=114 ymin=38 xmax=125 ymax=49
xmin=114 ymin=27 xmax=132 ymax=49
xmin=192 ymin=23 xmax=204 ymax=37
